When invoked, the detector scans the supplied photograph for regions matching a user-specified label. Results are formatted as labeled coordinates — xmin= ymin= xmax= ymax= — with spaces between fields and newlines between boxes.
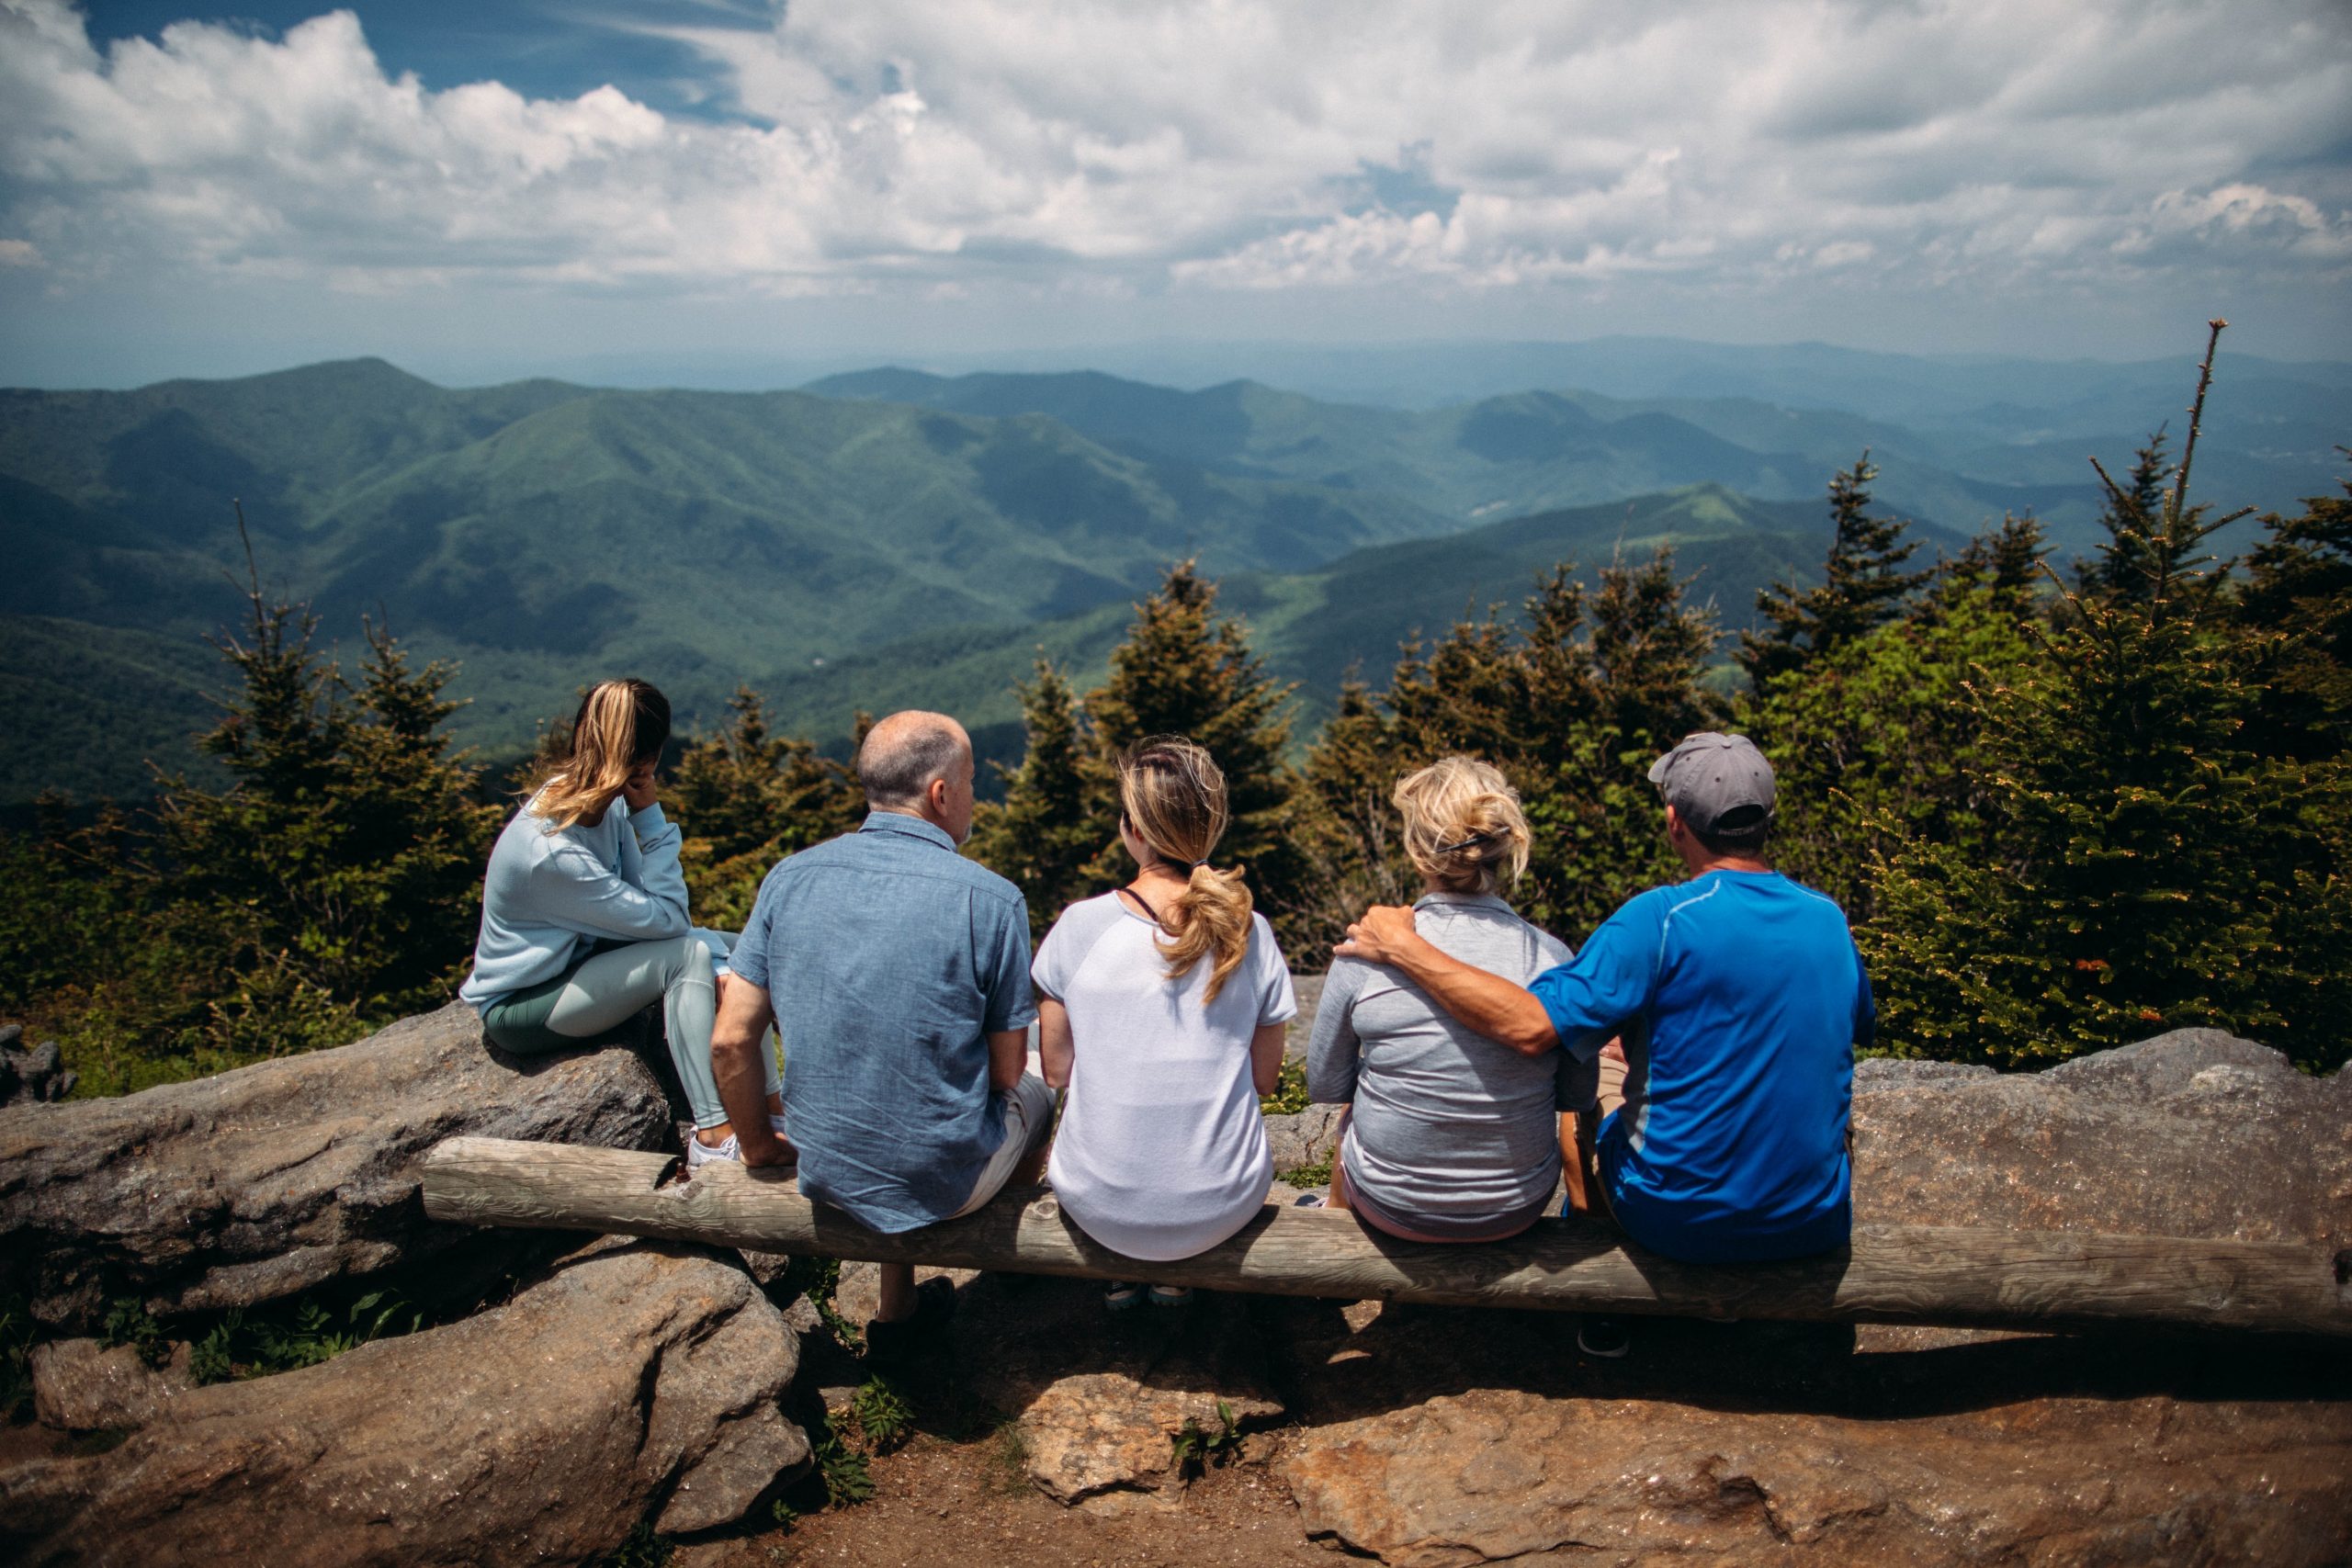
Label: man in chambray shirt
xmin=709 ymin=710 xmax=1048 ymax=1358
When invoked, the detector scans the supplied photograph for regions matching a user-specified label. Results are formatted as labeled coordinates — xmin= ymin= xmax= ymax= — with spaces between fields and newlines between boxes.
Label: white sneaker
xmin=684 ymin=1131 xmax=741 ymax=1170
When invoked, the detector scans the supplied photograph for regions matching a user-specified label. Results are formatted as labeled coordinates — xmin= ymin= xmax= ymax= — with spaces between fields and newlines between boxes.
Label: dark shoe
xmin=865 ymin=1277 xmax=956 ymax=1363
xmin=1147 ymin=1284 xmax=1193 ymax=1308
xmin=1104 ymin=1280 xmax=1146 ymax=1313
xmin=1577 ymin=1316 xmax=1631 ymax=1359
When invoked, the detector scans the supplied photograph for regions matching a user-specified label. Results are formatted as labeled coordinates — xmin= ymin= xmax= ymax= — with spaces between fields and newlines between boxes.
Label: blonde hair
xmin=1117 ymin=736 xmax=1253 ymax=1003
xmin=1394 ymin=755 xmax=1531 ymax=896
xmin=529 ymin=679 xmax=670 ymax=830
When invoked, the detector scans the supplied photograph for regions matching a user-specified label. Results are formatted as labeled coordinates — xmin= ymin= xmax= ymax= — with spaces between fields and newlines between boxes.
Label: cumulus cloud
xmin=0 ymin=0 xmax=2346 ymax=318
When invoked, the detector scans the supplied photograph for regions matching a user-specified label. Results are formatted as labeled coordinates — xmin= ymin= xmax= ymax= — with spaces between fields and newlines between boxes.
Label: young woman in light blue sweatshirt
xmin=459 ymin=678 xmax=782 ymax=1166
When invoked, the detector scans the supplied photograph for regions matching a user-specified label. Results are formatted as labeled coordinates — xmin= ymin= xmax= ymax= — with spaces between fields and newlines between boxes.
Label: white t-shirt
xmin=1032 ymin=892 xmax=1297 ymax=1262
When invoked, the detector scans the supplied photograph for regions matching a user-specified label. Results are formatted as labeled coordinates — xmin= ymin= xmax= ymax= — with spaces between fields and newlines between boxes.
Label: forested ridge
xmin=3 ymin=325 xmax=2346 ymax=1094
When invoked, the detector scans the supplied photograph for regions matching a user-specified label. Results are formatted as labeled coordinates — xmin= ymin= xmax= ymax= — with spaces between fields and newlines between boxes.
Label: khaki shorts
xmin=948 ymin=1054 xmax=1057 ymax=1219
xmin=1571 ymin=1044 xmax=1631 ymax=1224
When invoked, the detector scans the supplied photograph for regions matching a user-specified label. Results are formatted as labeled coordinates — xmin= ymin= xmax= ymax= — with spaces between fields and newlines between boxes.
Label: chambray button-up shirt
xmin=732 ymin=811 xmax=1038 ymax=1233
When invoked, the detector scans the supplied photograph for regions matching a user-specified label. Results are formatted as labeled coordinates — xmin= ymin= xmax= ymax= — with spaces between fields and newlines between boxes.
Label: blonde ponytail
xmin=1165 ymin=863 xmax=1254 ymax=1004
xmin=1117 ymin=736 xmax=1254 ymax=1003
xmin=528 ymin=678 xmax=671 ymax=830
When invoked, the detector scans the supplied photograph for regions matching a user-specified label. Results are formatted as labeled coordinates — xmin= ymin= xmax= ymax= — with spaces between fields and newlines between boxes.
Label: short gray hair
xmin=856 ymin=711 xmax=967 ymax=807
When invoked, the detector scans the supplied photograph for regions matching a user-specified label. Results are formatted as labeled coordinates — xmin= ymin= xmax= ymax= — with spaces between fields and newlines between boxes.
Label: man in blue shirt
xmin=710 ymin=710 xmax=1050 ymax=1356
xmin=1337 ymin=733 xmax=1871 ymax=1290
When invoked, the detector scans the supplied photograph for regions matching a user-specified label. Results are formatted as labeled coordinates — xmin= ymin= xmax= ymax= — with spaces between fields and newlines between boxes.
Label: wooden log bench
xmin=420 ymin=1135 xmax=2352 ymax=1338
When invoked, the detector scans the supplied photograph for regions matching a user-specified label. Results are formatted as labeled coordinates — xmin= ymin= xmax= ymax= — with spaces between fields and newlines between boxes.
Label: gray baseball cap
xmin=1647 ymin=732 xmax=1776 ymax=836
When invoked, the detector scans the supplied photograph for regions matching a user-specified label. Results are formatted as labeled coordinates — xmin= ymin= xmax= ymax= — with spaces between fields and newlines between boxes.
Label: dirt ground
xmin=663 ymin=1262 xmax=2352 ymax=1568
xmin=674 ymin=1430 xmax=1331 ymax=1568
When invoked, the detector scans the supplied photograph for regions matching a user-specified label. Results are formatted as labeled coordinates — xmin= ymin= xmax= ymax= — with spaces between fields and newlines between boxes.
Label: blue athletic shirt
xmin=1528 ymin=870 xmax=1872 ymax=1264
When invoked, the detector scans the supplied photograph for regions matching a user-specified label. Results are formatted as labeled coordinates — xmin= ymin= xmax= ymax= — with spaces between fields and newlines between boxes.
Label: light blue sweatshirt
xmin=458 ymin=795 xmax=689 ymax=1008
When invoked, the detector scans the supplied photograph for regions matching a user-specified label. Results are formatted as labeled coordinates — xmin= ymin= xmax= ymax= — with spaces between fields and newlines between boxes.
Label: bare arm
xmin=987 ymin=1027 xmax=1029 ymax=1095
xmin=711 ymin=977 xmax=789 ymax=1166
xmin=1248 ymin=1021 xmax=1288 ymax=1097
xmin=1335 ymin=905 xmax=1557 ymax=1056
xmin=1037 ymin=999 xmax=1074 ymax=1089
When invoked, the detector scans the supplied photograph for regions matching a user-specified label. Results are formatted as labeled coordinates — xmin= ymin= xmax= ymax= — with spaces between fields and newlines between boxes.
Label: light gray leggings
xmin=491 ymin=930 xmax=777 ymax=1128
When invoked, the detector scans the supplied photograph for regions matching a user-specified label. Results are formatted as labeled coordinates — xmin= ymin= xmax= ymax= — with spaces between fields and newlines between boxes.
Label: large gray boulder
xmin=0 ymin=1003 xmax=674 ymax=1335
xmin=1 ymin=1240 xmax=806 ymax=1566
xmin=1850 ymin=1030 xmax=2352 ymax=1246
xmin=1283 ymin=1384 xmax=2352 ymax=1566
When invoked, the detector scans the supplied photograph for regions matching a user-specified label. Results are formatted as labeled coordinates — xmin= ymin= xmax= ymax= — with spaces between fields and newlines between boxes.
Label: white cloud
xmin=0 ymin=0 xmax=2346 ymax=337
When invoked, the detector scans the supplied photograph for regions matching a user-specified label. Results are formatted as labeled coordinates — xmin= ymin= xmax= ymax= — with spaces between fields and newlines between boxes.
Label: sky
xmin=1 ymin=0 xmax=2348 ymax=389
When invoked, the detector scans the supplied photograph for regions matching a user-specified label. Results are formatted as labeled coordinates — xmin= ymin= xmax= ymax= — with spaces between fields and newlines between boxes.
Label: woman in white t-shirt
xmin=1032 ymin=736 xmax=1295 ymax=1309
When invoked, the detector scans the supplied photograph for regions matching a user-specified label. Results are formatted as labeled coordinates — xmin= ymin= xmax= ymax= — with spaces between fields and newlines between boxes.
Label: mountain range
xmin=2 ymin=345 xmax=2340 ymax=806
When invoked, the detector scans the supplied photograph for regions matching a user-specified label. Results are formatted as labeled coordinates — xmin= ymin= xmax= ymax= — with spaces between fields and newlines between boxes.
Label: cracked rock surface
xmin=0 ymin=1003 xmax=674 ymax=1334
xmin=1283 ymin=1384 xmax=2352 ymax=1567
xmin=1 ymin=1241 xmax=806 ymax=1567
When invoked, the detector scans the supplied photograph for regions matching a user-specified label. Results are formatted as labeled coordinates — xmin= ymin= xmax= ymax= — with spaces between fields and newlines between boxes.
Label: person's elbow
xmin=709 ymin=1029 xmax=755 ymax=1071
xmin=1496 ymin=999 xmax=1561 ymax=1057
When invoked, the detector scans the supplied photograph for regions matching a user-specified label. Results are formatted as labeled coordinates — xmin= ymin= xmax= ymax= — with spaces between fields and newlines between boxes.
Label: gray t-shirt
xmin=1306 ymin=892 xmax=1587 ymax=1224
xmin=1034 ymin=892 xmax=1296 ymax=1262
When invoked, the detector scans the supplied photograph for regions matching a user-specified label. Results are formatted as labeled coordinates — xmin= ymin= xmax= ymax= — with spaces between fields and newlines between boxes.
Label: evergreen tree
xmin=145 ymin=548 xmax=501 ymax=1063
xmin=967 ymin=659 xmax=1111 ymax=937
xmin=1080 ymin=561 xmax=1299 ymax=899
xmin=1863 ymin=322 xmax=2351 ymax=1071
xmin=1295 ymin=547 xmax=1717 ymax=945
xmin=1287 ymin=676 xmax=1416 ymax=940
xmin=2235 ymin=461 xmax=2352 ymax=761
xmin=2075 ymin=427 xmax=2171 ymax=601
xmin=1751 ymin=517 xmax=2048 ymax=918
xmin=1740 ymin=453 xmax=1930 ymax=688
xmin=667 ymin=687 xmax=865 ymax=931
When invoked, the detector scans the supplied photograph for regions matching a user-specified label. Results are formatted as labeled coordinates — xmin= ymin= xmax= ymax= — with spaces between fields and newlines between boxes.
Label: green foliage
xmin=2236 ymin=459 xmax=2352 ymax=761
xmin=1747 ymin=514 xmax=2047 ymax=919
xmin=815 ymin=1429 xmax=876 ymax=1507
xmin=850 ymin=1375 xmax=915 ymax=1454
xmin=1083 ymin=559 xmax=1300 ymax=895
xmin=783 ymin=1255 xmax=864 ymax=1353
xmin=154 ymin=1288 xmax=426 ymax=1388
xmin=1865 ymin=323 xmax=2352 ymax=1070
xmin=668 ymin=687 xmax=866 ymax=930
xmin=1170 ymin=1398 xmax=1244 ymax=1476
xmin=1281 ymin=1156 xmax=1335 ymax=1188
xmin=1257 ymin=1055 xmax=1311 ymax=1116
xmin=2075 ymin=426 xmax=2174 ymax=601
xmin=188 ymin=1314 xmax=239 ymax=1386
xmin=101 ymin=1298 xmax=171 ymax=1371
xmin=0 ymin=529 xmax=500 ymax=1097
xmin=967 ymin=659 xmax=1107 ymax=939
xmin=1292 ymin=547 xmax=1719 ymax=946
xmin=1740 ymin=453 xmax=1930 ymax=688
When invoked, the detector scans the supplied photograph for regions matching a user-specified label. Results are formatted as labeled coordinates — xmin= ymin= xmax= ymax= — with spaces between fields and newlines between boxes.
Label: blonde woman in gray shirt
xmin=1306 ymin=757 xmax=1593 ymax=1242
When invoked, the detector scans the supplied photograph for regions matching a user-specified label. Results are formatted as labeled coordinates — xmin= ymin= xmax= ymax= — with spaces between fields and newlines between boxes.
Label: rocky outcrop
xmin=1283 ymin=1385 xmax=2352 ymax=1566
xmin=1263 ymin=1104 xmax=1343 ymax=1178
xmin=1 ymin=1241 xmax=807 ymax=1566
xmin=0 ymin=1024 xmax=75 ymax=1106
xmin=1261 ymin=1030 xmax=2352 ymax=1564
xmin=0 ymin=1003 xmax=674 ymax=1335
xmin=921 ymin=1271 xmax=1284 ymax=1506
xmin=1850 ymin=1030 xmax=2352 ymax=1245
xmin=29 ymin=1339 xmax=198 ymax=1431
